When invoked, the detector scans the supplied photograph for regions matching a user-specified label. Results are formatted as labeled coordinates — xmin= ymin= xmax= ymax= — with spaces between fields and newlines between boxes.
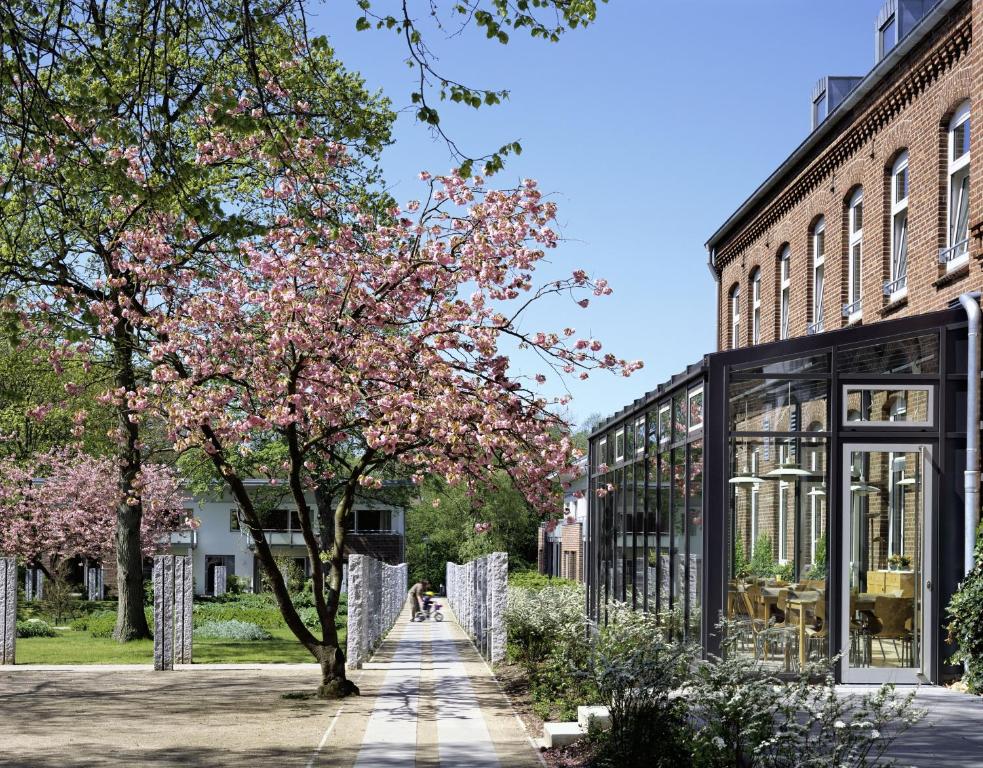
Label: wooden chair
xmin=806 ymin=595 xmax=827 ymax=661
xmin=871 ymin=595 xmax=914 ymax=666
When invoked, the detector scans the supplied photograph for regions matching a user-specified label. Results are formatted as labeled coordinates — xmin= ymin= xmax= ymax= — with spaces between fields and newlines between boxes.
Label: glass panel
xmin=615 ymin=429 xmax=625 ymax=462
xmin=624 ymin=463 xmax=636 ymax=606
xmin=673 ymin=394 xmax=687 ymax=444
xmin=814 ymin=263 xmax=824 ymax=328
xmin=645 ymin=452 xmax=660 ymax=612
xmin=635 ymin=458 xmax=646 ymax=607
xmin=843 ymin=386 xmax=933 ymax=426
xmin=688 ymin=389 xmax=704 ymax=430
xmin=625 ymin=422 xmax=634 ymax=457
xmin=838 ymin=333 xmax=939 ymax=374
xmin=734 ymin=353 xmax=828 ymax=376
xmin=635 ymin=417 xmax=646 ymax=455
xmin=953 ymin=118 xmax=970 ymax=161
xmin=729 ymin=378 xmax=828 ymax=433
xmin=657 ymin=449 xmax=671 ymax=611
xmin=846 ymin=448 xmax=922 ymax=673
xmin=853 ymin=199 xmax=863 ymax=232
xmin=951 ymin=171 xmax=969 ymax=248
xmin=613 ymin=468 xmax=624 ymax=601
xmin=895 ymin=165 xmax=908 ymax=202
xmin=687 ymin=441 xmax=704 ymax=640
xmin=672 ymin=446 xmax=686 ymax=633
xmin=880 ymin=15 xmax=896 ymax=54
xmin=893 ymin=213 xmax=907 ymax=282
xmin=850 ymin=243 xmax=862 ymax=304
xmin=659 ymin=406 xmax=671 ymax=447
xmin=727 ymin=436 xmax=828 ymax=669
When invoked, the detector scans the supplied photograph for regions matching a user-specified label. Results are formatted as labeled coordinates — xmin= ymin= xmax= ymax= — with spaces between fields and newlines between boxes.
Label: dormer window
xmin=813 ymin=90 xmax=828 ymax=128
xmin=879 ymin=13 xmax=897 ymax=59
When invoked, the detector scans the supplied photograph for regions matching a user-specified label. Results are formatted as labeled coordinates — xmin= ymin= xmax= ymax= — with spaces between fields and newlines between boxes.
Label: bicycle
xmin=414 ymin=601 xmax=444 ymax=622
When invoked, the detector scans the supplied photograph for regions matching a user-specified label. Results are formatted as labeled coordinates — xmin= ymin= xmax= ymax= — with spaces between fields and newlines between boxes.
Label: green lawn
xmin=16 ymin=627 xmax=343 ymax=665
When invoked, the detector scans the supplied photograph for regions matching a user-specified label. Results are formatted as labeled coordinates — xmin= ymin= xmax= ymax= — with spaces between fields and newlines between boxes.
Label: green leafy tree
xmin=407 ymin=473 xmax=544 ymax=587
xmin=0 ymin=0 xmax=393 ymax=640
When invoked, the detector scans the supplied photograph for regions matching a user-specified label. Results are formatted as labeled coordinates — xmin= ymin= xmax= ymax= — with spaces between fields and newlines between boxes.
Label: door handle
xmin=926 ymin=580 xmax=932 ymax=591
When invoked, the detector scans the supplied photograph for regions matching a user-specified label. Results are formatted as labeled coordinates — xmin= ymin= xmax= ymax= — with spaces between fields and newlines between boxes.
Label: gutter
xmin=704 ymin=0 xmax=965 ymax=270
xmin=960 ymin=293 xmax=981 ymax=575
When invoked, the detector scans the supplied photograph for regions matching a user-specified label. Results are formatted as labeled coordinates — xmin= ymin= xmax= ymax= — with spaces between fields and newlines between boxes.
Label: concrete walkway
xmin=319 ymin=606 xmax=541 ymax=768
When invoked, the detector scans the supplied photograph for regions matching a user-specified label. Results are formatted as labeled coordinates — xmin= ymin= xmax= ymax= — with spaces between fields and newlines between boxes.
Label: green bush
xmin=506 ymin=570 xmax=577 ymax=591
xmin=194 ymin=620 xmax=272 ymax=641
xmin=192 ymin=602 xmax=286 ymax=630
xmin=87 ymin=612 xmax=118 ymax=638
xmin=69 ymin=616 xmax=89 ymax=632
xmin=947 ymin=525 xmax=983 ymax=692
xmin=16 ymin=619 xmax=57 ymax=638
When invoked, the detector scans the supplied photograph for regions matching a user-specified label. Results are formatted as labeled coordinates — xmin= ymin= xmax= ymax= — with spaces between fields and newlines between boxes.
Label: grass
xmin=16 ymin=626 xmax=346 ymax=665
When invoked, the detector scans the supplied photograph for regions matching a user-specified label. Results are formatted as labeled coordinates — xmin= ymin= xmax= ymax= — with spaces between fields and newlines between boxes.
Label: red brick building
xmin=706 ymin=0 xmax=980 ymax=351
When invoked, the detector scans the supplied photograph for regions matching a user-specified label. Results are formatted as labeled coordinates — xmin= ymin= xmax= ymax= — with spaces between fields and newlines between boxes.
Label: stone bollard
xmin=86 ymin=566 xmax=104 ymax=602
xmin=1 ymin=557 xmax=16 ymax=665
xmin=346 ymin=555 xmax=366 ymax=668
xmin=488 ymin=552 xmax=508 ymax=663
xmin=174 ymin=556 xmax=193 ymax=665
xmin=153 ymin=555 xmax=175 ymax=671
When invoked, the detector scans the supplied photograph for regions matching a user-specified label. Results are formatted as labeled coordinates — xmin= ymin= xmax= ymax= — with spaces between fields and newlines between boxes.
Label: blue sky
xmin=312 ymin=1 xmax=888 ymax=428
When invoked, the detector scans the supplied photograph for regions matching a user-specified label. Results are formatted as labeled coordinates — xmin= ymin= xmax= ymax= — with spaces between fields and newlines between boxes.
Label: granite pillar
xmin=214 ymin=564 xmax=227 ymax=597
xmin=153 ymin=555 xmax=175 ymax=671
xmin=0 ymin=557 xmax=16 ymax=665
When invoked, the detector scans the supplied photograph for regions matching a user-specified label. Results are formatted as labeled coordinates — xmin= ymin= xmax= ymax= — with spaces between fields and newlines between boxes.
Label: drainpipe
xmin=960 ymin=293 xmax=981 ymax=576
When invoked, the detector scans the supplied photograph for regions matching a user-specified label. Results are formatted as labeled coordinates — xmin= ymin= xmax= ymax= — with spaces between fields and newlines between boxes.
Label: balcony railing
xmin=806 ymin=320 xmax=824 ymax=336
xmin=882 ymin=275 xmax=907 ymax=297
xmin=841 ymin=298 xmax=862 ymax=318
xmin=939 ymin=238 xmax=969 ymax=266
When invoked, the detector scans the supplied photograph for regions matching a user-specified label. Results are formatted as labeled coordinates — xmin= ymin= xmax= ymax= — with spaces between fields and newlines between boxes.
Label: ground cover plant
xmin=193 ymin=620 xmax=272 ymax=641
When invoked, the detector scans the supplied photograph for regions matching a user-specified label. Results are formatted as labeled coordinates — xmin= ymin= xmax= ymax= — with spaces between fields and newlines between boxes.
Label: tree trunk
xmin=111 ymin=319 xmax=150 ymax=641
xmin=316 ymin=642 xmax=359 ymax=698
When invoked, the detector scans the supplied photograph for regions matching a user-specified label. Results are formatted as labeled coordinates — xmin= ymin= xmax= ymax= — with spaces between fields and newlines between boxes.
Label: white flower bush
xmin=504 ymin=582 xmax=587 ymax=668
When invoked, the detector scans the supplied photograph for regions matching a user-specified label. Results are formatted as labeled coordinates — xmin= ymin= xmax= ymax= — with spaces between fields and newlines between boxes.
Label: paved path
xmin=321 ymin=606 xmax=542 ymax=767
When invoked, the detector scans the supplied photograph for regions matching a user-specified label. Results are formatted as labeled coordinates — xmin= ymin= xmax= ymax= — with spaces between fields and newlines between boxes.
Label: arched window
xmin=778 ymin=246 xmax=791 ymax=340
xmin=729 ymin=283 xmax=741 ymax=349
xmin=846 ymin=189 xmax=863 ymax=321
xmin=809 ymin=217 xmax=826 ymax=334
xmin=750 ymin=268 xmax=762 ymax=344
xmin=943 ymin=101 xmax=970 ymax=269
xmin=886 ymin=151 xmax=909 ymax=298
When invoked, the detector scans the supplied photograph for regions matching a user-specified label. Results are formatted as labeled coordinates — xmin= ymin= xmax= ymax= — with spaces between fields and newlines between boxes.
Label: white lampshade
xmin=729 ymin=475 xmax=763 ymax=485
xmin=806 ymin=487 xmax=826 ymax=497
xmin=765 ymin=463 xmax=813 ymax=478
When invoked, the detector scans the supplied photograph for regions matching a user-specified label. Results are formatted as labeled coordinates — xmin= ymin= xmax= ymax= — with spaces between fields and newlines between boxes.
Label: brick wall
xmin=714 ymin=2 xmax=981 ymax=351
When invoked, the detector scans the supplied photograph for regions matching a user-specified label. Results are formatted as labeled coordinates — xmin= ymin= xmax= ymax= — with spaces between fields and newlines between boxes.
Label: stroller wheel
xmin=434 ymin=612 xmax=443 ymax=622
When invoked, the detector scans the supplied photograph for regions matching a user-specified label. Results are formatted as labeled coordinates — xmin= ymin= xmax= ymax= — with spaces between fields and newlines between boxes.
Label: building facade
xmin=707 ymin=0 xmax=980 ymax=351
xmin=538 ymin=458 xmax=588 ymax=582
xmin=169 ymin=483 xmax=405 ymax=595
xmin=586 ymin=0 xmax=982 ymax=686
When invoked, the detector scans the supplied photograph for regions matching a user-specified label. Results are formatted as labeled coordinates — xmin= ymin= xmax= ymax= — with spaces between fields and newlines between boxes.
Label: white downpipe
xmin=960 ymin=293 xmax=981 ymax=576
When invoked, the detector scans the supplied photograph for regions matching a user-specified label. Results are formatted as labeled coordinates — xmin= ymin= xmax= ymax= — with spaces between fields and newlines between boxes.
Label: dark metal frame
xmin=588 ymin=306 xmax=970 ymax=681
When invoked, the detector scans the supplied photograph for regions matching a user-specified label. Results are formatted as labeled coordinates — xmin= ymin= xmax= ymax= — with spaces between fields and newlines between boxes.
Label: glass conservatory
xmin=587 ymin=306 xmax=974 ymax=683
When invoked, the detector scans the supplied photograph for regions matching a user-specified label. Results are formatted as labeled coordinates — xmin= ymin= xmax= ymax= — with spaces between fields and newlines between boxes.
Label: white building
xmin=168 ymin=481 xmax=405 ymax=595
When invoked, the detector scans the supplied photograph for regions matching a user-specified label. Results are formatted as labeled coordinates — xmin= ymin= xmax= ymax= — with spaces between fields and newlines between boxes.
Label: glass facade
xmin=587 ymin=307 xmax=972 ymax=684
xmin=588 ymin=376 xmax=705 ymax=641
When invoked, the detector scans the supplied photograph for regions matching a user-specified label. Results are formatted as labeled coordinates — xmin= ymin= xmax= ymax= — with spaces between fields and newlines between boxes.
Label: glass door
xmin=841 ymin=444 xmax=932 ymax=683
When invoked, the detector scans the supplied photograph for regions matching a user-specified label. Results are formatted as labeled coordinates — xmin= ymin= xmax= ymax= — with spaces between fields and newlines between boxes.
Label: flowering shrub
xmin=584 ymin=604 xmax=696 ymax=768
xmin=193 ymin=620 xmax=272 ymax=641
xmin=504 ymin=582 xmax=586 ymax=670
xmin=688 ymin=624 xmax=923 ymax=768
xmin=16 ymin=619 xmax=57 ymax=638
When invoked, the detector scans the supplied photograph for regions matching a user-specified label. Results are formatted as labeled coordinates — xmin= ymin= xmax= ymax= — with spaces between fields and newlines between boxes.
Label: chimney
xmin=875 ymin=0 xmax=933 ymax=62
xmin=811 ymin=76 xmax=863 ymax=130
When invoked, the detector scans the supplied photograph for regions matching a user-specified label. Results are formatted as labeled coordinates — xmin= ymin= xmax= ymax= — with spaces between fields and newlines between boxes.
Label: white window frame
xmin=777 ymin=480 xmax=789 ymax=564
xmin=779 ymin=246 xmax=791 ymax=340
xmin=730 ymin=284 xmax=741 ymax=349
xmin=635 ymin=416 xmax=645 ymax=455
xmin=887 ymin=152 xmax=909 ymax=299
xmin=614 ymin=427 xmax=625 ymax=463
xmin=944 ymin=102 xmax=971 ymax=271
xmin=658 ymin=404 xmax=670 ymax=447
xmin=750 ymin=450 xmax=759 ymax=547
xmin=846 ymin=188 xmax=863 ymax=322
xmin=750 ymin=268 xmax=761 ymax=344
xmin=811 ymin=218 xmax=826 ymax=333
